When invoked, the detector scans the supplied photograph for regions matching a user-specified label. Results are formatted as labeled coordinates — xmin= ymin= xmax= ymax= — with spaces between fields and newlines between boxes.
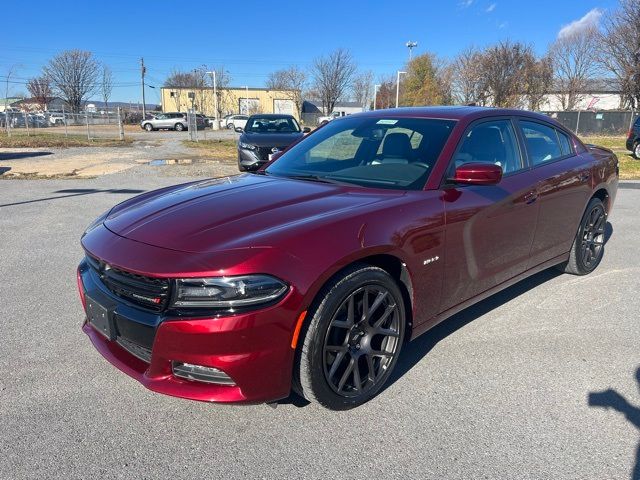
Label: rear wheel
xmin=634 ymin=142 xmax=640 ymax=159
xmin=295 ymin=265 xmax=405 ymax=410
xmin=174 ymin=123 xmax=185 ymax=132
xmin=558 ymin=198 xmax=606 ymax=275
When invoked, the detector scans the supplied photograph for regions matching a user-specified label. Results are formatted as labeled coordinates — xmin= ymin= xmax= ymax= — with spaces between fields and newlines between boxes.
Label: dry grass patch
xmin=0 ymin=133 xmax=132 ymax=148
xmin=182 ymin=139 xmax=237 ymax=160
xmin=580 ymin=135 xmax=640 ymax=180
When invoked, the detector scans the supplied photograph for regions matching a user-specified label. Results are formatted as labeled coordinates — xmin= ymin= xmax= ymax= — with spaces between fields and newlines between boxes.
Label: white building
xmin=539 ymin=79 xmax=624 ymax=111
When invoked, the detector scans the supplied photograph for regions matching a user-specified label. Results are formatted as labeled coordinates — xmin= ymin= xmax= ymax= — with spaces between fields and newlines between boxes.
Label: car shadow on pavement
xmin=0 ymin=151 xmax=53 ymax=160
xmin=588 ymin=368 xmax=640 ymax=480
xmin=0 ymin=188 xmax=146 ymax=208
xmin=0 ymin=166 xmax=10 ymax=175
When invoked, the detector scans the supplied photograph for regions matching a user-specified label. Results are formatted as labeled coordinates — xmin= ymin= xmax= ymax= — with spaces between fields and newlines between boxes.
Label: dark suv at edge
xmin=626 ymin=115 xmax=640 ymax=158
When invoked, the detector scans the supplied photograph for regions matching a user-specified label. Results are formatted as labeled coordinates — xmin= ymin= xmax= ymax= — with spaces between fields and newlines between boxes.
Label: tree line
xmin=18 ymin=0 xmax=640 ymax=116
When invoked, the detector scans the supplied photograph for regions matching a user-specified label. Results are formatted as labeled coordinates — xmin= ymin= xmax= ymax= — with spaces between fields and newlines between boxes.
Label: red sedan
xmin=78 ymin=107 xmax=618 ymax=410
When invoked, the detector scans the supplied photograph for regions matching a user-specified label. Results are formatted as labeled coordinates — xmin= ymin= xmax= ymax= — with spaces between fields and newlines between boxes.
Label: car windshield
xmin=245 ymin=116 xmax=301 ymax=133
xmin=265 ymin=116 xmax=455 ymax=190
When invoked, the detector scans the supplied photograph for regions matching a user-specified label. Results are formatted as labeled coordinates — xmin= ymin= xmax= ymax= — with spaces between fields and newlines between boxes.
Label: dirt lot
xmin=0 ymin=129 xmax=239 ymax=178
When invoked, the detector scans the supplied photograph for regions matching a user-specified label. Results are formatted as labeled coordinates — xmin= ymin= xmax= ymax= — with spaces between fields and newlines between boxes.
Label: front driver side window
xmin=453 ymin=120 xmax=522 ymax=175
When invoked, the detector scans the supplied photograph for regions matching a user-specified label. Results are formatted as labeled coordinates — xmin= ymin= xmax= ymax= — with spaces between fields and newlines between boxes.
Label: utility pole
xmin=140 ymin=58 xmax=146 ymax=119
xmin=206 ymin=70 xmax=219 ymax=130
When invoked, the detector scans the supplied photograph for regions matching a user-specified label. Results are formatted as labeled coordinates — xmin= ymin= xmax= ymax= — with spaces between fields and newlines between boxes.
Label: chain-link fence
xmin=542 ymin=110 xmax=636 ymax=136
xmin=0 ymin=108 xmax=125 ymax=140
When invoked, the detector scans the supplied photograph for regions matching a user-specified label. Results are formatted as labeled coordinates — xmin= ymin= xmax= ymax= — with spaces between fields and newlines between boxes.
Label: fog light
xmin=172 ymin=362 xmax=235 ymax=386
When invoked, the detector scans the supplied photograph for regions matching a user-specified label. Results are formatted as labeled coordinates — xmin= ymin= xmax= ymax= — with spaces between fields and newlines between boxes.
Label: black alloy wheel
xmin=295 ymin=265 xmax=406 ymax=410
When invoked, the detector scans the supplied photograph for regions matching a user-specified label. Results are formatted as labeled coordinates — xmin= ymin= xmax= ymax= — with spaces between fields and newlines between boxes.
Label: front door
xmin=439 ymin=118 xmax=540 ymax=312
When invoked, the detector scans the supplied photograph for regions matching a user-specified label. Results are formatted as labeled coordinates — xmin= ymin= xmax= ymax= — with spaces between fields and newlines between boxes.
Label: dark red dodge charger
xmin=78 ymin=107 xmax=618 ymax=410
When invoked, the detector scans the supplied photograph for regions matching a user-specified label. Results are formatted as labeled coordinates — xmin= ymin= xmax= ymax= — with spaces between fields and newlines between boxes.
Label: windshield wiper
xmin=284 ymin=174 xmax=351 ymax=185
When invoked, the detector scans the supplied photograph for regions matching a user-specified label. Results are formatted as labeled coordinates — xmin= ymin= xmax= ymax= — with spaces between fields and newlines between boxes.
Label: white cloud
xmin=459 ymin=0 xmax=474 ymax=8
xmin=486 ymin=3 xmax=496 ymax=12
xmin=498 ymin=21 xmax=508 ymax=29
xmin=558 ymin=8 xmax=602 ymax=38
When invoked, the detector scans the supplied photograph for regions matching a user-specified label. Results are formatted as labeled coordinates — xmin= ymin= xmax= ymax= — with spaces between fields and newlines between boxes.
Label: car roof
xmin=356 ymin=106 xmax=555 ymax=123
xmin=247 ymin=113 xmax=295 ymax=119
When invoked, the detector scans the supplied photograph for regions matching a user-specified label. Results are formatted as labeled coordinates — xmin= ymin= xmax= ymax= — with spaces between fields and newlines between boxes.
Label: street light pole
xmin=373 ymin=84 xmax=381 ymax=110
xmin=395 ymin=71 xmax=406 ymax=108
xmin=245 ymin=85 xmax=249 ymax=114
xmin=406 ymin=41 xmax=418 ymax=62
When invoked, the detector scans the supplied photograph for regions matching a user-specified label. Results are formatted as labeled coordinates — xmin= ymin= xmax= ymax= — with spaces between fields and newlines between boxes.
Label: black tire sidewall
xmin=299 ymin=266 xmax=406 ymax=410
xmin=175 ymin=123 xmax=184 ymax=131
xmin=575 ymin=198 xmax=606 ymax=274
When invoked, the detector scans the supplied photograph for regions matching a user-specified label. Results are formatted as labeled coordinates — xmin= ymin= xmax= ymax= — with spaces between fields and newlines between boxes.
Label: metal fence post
xmin=85 ymin=111 xmax=91 ymax=140
xmin=117 ymin=107 xmax=124 ymax=141
xmin=62 ymin=104 xmax=68 ymax=137
xmin=575 ymin=109 xmax=581 ymax=136
xmin=24 ymin=111 xmax=29 ymax=136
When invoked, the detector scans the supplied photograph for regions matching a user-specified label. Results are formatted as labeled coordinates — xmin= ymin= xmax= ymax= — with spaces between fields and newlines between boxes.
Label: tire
xmin=557 ymin=198 xmax=606 ymax=275
xmin=144 ymin=123 xmax=153 ymax=132
xmin=295 ymin=265 xmax=406 ymax=410
xmin=634 ymin=142 xmax=640 ymax=159
xmin=228 ymin=123 xmax=235 ymax=130
xmin=174 ymin=123 xmax=185 ymax=132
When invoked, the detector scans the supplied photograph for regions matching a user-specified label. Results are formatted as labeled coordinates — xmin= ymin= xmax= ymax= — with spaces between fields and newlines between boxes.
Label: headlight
xmin=173 ymin=275 xmax=288 ymax=308
xmin=239 ymin=141 xmax=256 ymax=151
xmin=82 ymin=209 xmax=110 ymax=237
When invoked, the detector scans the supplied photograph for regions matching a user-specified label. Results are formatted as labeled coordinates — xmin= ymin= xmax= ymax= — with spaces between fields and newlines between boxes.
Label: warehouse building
xmin=160 ymin=86 xmax=300 ymax=118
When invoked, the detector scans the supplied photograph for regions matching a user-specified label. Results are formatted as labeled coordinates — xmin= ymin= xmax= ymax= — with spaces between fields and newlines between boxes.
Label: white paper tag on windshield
xmin=376 ymin=119 xmax=398 ymax=125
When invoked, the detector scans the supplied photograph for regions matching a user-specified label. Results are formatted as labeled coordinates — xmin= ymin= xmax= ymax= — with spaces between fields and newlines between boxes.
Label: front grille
xmin=86 ymin=255 xmax=170 ymax=312
xmin=256 ymin=146 xmax=286 ymax=161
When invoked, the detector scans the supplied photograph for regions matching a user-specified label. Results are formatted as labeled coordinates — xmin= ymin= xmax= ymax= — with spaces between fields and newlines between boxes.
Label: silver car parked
xmin=141 ymin=112 xmax=188 ymax=132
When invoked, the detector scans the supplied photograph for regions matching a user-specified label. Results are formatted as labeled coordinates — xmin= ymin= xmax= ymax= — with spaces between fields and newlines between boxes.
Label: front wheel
xmin=634 ymin=142 xmax=640 ymax=159
xmin=174 ymin=123 xmax=185 ymax=132
xmin=558 ymin=198 xmax=606 ymax=275
xmin=295 ymin=265 xmax=405 ymax=410
xmin=144 ymin=123 xmax=153 ymax=132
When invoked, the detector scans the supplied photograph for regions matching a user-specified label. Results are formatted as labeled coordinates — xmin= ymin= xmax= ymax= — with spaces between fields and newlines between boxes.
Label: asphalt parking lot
xmin=0 ymin=170 xmax=638 ymax=479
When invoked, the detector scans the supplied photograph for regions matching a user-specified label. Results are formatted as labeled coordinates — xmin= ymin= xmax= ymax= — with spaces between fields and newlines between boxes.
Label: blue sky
xmin=1 ymin=0 xmax=619 ymax=103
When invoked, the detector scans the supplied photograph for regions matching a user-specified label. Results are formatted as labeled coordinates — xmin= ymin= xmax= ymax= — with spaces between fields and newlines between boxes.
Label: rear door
xmin=440 ymin=118 xmax=540 ymax=311
xmin=515 ymin=118 xmax=593 ymax=267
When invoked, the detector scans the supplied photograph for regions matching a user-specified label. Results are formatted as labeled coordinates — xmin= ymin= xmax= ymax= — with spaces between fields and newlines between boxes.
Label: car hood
xmin=240 ymin=132 xmax=304 ymax=147
xmin=103 ymin=174 xmax=399 ymax=253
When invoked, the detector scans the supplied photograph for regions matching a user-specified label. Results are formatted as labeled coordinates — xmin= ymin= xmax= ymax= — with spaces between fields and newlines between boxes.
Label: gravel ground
xmin=0 ymin=129 xmax=239 ymax=177
xmin=0 ymin=172 xmax=638 ymax=480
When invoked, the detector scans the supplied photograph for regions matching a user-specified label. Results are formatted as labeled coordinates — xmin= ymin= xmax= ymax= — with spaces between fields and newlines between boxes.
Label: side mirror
xmin=302 ymin=127 xmax=311 ymax=133
xmin=234 ymin=126 xmax=244 ymax=133
xmin=450 ymin=163 xmax=502 ymax=186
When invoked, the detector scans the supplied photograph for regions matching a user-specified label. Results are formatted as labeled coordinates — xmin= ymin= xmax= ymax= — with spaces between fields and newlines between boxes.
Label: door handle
xmin=524 ymin=191 xmax=538 ymax=204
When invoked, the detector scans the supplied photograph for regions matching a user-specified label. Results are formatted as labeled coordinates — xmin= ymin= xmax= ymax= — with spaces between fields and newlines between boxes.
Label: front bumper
xmin=237 ymin=148 xmax=266 ymax=170
xmin=78 ymin=255 xmax=301 ymax=404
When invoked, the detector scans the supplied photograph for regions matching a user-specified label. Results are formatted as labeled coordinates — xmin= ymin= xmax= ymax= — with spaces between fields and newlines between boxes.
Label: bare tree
xmin=524 ymin=55 xmax=554 ymax=110
xmin=101 ymin=65 xmax=113 ymax=113
xmin=205 ymin=66 xmax=232 ymax=118
xmin=375 ymin=75 xmax=396 ymax=109
xmin=266 ymin=66 xmax=307 ymax=117
xmin=598 ymin=0 xmax=640 ymax=108
xmin=549 ymin=26 xmax=600 ymax=110
xmin=351 ymin=71 xmax=373 ymax=110
xmin=480 ymin=41 xmax=548 ymax=108
xmin=26 ymin=76 xmax=53 ymax=110
xmin=312 ymin=49 xmax=357 ymax=114
xmin=452 ymin=47 xmax=487 ymax=105
xmin=164 ymin=69 xmax=198 ymax=111
xmin=43 ymin=50 xmax=100 ymax=113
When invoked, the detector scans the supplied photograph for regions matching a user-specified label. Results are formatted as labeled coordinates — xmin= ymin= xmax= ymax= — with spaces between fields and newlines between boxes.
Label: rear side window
xmin=520 ymin=121 xmax=563 ymax=166
xmin=557 ymin=130 xmax=573 ymax=156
